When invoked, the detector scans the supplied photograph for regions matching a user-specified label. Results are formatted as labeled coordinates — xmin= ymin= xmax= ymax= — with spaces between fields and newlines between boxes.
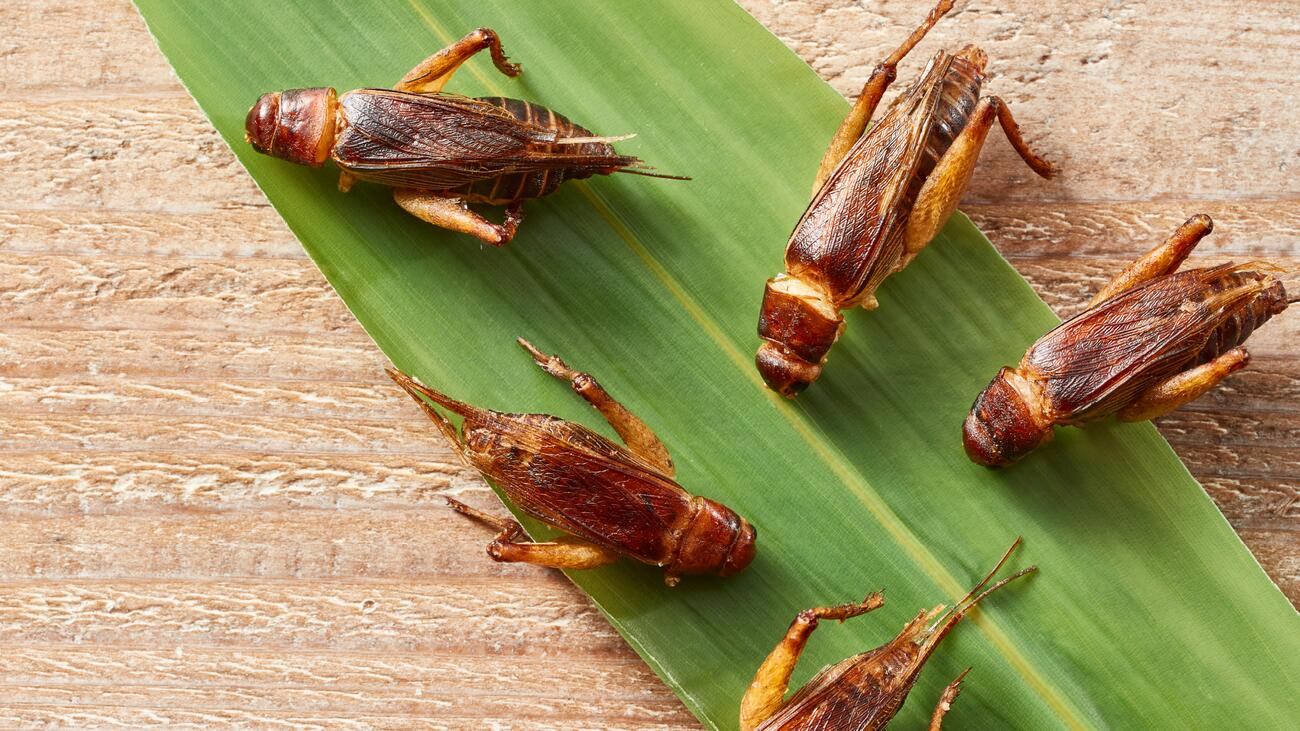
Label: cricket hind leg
xmin=811 ymin=0 xmax=957 ymax=194
xmin=393 ymin=190 xmax=523 ymax=245
xmin=394 ymin=27 xmax=521 ymax=93
xmin=738 ymin=593 xmax=885 ymax=731
xmin=928 ymin=668 xmax=971 ymax=731
xmin=446 ymin=498 xmax=620 ymax=571
xmin=902 ymin=95 xmax=1054 ymax=264
xmin=516 ymin=338 xmax=675 ymax=477
xmin=1089 ymin=214 xmax=1214 ymax=306
xmin=1116 ymin=347 xmax=1250 ymax=422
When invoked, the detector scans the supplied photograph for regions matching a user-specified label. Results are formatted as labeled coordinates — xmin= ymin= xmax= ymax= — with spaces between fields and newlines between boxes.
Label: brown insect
xmin=964 ymin=215 xmax=1293 ymax=467
xmin=387 ymin=338 xmax=756 ymax=586
xmin=739 ymin=539 xmax=1034 ymax=730
xmin=244 ymin=28 xmax=677 ymax=246
xmin=755 ymin=0 xmax=1056 ymax=397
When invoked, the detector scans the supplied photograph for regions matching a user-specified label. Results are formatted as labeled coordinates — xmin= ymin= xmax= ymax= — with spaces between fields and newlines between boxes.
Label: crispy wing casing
xmin=758 ymin=630 xmax=926 ymax=730
xmin=462 ymin=411 xmax=694 ymax=565
xmin=332 ymin=90 xmax=640 ymax=192
xmin=785 ymin=55 xmax=951 ymax=307
xmin=1025 ymin=264 xmax=1287 ymax=422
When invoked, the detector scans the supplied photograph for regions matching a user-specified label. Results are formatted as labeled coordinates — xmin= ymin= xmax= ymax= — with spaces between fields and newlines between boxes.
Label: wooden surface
xmin=2 ymin=0 xmax=1296 ymax=727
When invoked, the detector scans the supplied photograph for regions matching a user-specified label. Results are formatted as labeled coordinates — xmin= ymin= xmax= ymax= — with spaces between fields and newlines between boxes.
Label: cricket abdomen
xmin=900 ymin=51 xmax=984 ymax=212
xmin=1195 ymin=273 xmax=1289 ymax=365
xmin=453 ymin=97 xmax=613 ymax=204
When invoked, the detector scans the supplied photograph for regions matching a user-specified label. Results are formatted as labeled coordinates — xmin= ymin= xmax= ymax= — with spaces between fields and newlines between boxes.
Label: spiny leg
xmin=812 ymin=0 xmax=956 ymax=194
xmin=516 ymin=338 xmax=675 ymax=477
xmin=993 ymin=95 xmax=1057 ymax=179
xmin=1117 ymin=347 xmax=1250 ymax=422
xmin=902 ymin=95 xmax=1054 ymax=264
xmin=1089 ymin=214 xmax=1214 ymax=306
xmin=394 ymin=27 xmax=520 ymax=93
xmin=738 ymin=593 xmax=885 ymax=731
xmin=446 ymin=497 xmax=620 ymax=571
xmin=393 ymin=189 xmax=521 ymax=245
xmin=928 ymin=668 xmax=970 ymax=731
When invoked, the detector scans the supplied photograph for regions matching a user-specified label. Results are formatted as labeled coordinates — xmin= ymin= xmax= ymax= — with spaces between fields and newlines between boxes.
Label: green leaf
xmin=135 ymin=1 xmax=1298 ymax=728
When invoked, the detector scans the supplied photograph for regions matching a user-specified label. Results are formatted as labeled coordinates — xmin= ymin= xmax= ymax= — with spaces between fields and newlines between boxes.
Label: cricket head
xmin=963 ymin=367 xmax=1052 ymax=467
xmin=245 ymin=87 xmax=338 ymax=167
xmin=755 ymin=275 xmax=844 ymax=398
xmin=664 ymin=497 xmax=756 ymax=585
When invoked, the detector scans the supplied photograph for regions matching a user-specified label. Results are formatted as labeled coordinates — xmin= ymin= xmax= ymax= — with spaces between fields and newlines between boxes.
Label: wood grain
xmin=1 ymin=0 xmax=1295 ymax=728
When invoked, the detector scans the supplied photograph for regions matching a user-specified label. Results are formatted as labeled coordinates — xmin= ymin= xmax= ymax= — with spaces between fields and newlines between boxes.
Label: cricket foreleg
xmin=515 ymin=338 xmax=675 ymax=477
xmin=812 ymin=0 xmax=956 ymax=195
xmin=738 ymin=593 xmax=885 ymax=731
xmin=446 ymin=498 xmax=619 ymax=570
xmin=393 ymin=190 xmax=521 ymax=245
xmin=928 ymin=669 xmax=970 ymax=731
xmin=394 ymin=27 xmax=520 ymax=93
xmin=1089 ymin=214 xmax=1214 ymax=306
xmin=902 ymin=96 xmax=1053 ymax=264
xmin=1117 ymin=348 xmax=1249 ymax=422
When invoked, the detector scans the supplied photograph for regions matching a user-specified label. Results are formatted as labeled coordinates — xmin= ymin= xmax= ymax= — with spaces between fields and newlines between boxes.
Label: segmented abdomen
xmin=900 ymin=55 xmax=983 ymax=212
xmin=453 ymin=97 xmax=613 ymax=204
xmin=1195 ymin=272 xmax=1289 ymax=365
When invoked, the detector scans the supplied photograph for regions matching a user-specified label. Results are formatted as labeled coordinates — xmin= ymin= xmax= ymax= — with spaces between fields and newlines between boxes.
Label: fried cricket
xmin=740 ymin=540 xmax=1035 ymax=730
xmin=245 ymin=28 xmax=679 ymax=245
xmin=388 ymin=339 xmax=756 ymax=586
xmin=964 ymin=215 xmax=1293 ymax=466
xmin=756 ymin=0 xmax=1055 ymax=396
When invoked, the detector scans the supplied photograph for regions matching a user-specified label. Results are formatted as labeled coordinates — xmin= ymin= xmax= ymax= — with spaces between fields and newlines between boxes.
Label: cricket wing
xmin=1026 ymin=265 xmax=1255 ymax=420
xmin=783 ymin=56 xmax=948 ymax=305
xmin=488 ymin=416 xmax=694 ymax=565
xmin=334 ymin=90 xmax=639 ymax=189
xmin=758 ymin=655 xmax=893 ymax=730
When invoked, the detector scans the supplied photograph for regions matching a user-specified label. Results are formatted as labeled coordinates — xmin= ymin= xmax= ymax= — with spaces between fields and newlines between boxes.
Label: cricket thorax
xmin=245 ymin=87 xmax=339 ymax=167
xmin=665 ymin=496 xmax=757 ymax=581
xmin=963 ymin=366 xmax=1053 ymax=467
xmin=755 ymin=274 xmax=845 ymax=397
